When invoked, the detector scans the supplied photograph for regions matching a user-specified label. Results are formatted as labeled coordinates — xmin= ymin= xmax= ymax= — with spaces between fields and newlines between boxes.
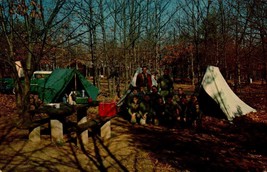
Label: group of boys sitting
xmin=121 ymin=86 xmax=202 ymax=128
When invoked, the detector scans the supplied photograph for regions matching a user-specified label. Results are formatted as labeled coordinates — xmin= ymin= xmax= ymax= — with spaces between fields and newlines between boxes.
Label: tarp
xmin=199 ymin=66 xmax=256 ymax=121
xmin=39 ymin=68 xmax=98 ymax=103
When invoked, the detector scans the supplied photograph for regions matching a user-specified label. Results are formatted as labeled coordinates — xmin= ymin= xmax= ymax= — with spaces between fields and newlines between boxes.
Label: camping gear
xmin=76 ymin=97 xmax=90 ymax=104
xmin=198 ymin=66 xmax=256 ymax=121
xmin=99 ymin=102 xmax=117 ymax=117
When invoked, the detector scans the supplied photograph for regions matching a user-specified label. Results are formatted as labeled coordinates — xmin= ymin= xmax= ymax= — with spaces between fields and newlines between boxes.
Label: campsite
xmin=0 ymin=1 xmax=266 ymax=171
xmin=0 ymin=78 xmax=266 ymax=171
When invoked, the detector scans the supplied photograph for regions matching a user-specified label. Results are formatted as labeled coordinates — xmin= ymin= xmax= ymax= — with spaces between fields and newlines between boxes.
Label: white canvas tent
xmin=199 ymin=66 xmax=256 ymax=121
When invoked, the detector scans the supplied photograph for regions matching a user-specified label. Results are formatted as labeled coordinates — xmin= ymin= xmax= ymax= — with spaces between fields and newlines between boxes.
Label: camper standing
xmin=157 ymin=68 xmax=174 ymax=101
xmin=136 ymin=66 xmax=152 ymax=93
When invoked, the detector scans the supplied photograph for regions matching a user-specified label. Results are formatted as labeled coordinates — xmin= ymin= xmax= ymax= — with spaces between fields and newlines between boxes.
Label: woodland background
xmin=0 ymin=1 xmax=267 ymax=171
xmin=0 ymin=0 xmax=266 ymax=123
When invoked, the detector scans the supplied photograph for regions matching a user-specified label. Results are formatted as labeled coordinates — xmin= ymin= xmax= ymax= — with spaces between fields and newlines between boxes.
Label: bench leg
xmin=101 ymin=120 xmax=111 ymax=140
xmin=77 ymin=116 xmax=88 ymax=146
xmin=29 ymin=126 xmax=41 ymax=142
xmin=50 ymin=119 xmax=64 ymax=144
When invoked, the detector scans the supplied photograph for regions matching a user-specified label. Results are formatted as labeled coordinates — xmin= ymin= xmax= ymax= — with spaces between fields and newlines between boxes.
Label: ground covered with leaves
xmin=0 ymin=83 xmax=266 ymax=171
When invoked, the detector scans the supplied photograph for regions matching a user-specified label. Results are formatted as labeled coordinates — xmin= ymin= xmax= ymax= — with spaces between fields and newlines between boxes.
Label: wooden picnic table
xmin=27 ymin=101 xmax=110 ymax=146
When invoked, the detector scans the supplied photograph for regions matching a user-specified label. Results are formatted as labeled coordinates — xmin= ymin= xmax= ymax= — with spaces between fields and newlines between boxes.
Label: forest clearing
xmin=0 ymin=1 xmax=266 ymax=171
xmin=0 ymin=82 xmax=266 ymax=172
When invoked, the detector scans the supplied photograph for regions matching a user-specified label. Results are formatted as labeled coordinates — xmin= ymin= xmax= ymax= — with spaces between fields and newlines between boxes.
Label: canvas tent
xmin=38 ymin=68 xmax=99 ymax=103
xmin=198 ymin=66 xmax=256 ymax=121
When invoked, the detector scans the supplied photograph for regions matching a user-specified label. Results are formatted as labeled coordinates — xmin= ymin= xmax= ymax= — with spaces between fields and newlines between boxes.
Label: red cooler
xmin=98 ymin=102 xmax=117 ymax=117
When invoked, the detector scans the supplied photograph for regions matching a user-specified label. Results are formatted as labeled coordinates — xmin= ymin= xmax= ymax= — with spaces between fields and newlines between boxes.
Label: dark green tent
xmin=38 ymin=68 xmax=99 ymax=103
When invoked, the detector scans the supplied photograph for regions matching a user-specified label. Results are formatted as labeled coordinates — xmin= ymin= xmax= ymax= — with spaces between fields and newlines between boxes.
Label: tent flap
xmin=77 ymin=72 xmax=98 ymax=101
xmin=200 ymin=66 xmax=256 ymax=121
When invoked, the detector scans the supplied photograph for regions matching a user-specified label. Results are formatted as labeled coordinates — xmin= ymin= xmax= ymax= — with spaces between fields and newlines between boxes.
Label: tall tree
xmin=248 ymin=0 xmax=267 ymax=83
xmin=0 ymin=0 xmax=75 ymax=126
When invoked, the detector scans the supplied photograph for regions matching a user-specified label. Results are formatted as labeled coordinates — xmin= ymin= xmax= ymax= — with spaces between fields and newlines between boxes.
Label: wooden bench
xmin=27 ymin=102 xmax=112 ymax=146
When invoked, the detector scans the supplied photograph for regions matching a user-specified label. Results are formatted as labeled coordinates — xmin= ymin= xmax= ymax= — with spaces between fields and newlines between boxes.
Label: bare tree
xmin=0 ymin=0 xmax=76 ymax=126
xmin=176 ymin=0 xmax=208 ymax=85
xmin=247 ymin=0 xmax=267 ymax=83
